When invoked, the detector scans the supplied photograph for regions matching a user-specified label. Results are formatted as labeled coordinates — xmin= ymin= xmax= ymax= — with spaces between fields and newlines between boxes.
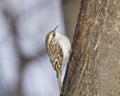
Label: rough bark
xmin=61 ymin=0 xmax=120 ymax=96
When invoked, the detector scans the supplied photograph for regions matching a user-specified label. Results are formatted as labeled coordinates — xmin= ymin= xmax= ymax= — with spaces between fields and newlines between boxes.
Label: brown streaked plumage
xmin=45 ymin=26 xmax=63 ymax=92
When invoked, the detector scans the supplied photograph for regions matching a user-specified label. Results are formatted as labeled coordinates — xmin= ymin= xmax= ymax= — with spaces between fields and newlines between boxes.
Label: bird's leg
xmin=57 ymin=71 xmax=62 ymax=93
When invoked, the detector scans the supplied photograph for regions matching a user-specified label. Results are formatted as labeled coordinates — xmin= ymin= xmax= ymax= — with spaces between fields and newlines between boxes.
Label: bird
xmin=45 ymin=26 xmax=71 ymax=92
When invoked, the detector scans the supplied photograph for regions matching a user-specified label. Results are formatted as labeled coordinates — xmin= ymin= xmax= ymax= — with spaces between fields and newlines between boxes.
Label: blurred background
xmin=0 ymin=0 xmax=80 ymax=96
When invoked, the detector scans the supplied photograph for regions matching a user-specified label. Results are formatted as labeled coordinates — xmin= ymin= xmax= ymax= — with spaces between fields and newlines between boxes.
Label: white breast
xmin=55 ymin=31 xmax=71 ymax=68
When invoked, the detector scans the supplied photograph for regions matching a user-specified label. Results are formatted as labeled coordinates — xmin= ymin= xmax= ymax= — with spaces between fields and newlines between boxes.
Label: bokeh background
xmin=0 ymin=0 xmax=80 ymax=96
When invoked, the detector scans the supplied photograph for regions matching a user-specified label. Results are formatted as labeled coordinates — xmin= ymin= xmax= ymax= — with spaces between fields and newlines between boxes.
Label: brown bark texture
xmin=61 ymin=0 xmax=120 ymax=96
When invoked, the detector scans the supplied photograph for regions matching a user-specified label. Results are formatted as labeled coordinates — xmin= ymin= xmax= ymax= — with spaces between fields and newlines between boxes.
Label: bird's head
xmin=46 ymin=25 xmax=59 ymax=45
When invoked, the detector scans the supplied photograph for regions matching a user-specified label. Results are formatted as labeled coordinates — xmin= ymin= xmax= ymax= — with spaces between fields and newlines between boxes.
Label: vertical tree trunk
xmin=61 ymin=0 xmax=120 ymax=96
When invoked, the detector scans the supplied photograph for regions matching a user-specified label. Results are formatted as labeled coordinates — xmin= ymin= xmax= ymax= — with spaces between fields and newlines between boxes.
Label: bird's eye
xmin=52 ymin=32 xmax=55 ymax=37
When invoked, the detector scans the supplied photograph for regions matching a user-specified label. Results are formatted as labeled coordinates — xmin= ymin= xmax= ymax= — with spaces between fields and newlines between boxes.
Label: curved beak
xmin=53 ymin=25 xmax=59 ymax=31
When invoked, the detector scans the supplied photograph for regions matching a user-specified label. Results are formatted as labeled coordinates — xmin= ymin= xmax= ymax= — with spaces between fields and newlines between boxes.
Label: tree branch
xmin=61 ymin=0 xmax=120 ymax=96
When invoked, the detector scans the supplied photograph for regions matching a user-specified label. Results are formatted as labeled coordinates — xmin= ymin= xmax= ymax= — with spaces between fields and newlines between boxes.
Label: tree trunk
xmin=61 ymin=0 xmax=120 ymax=96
